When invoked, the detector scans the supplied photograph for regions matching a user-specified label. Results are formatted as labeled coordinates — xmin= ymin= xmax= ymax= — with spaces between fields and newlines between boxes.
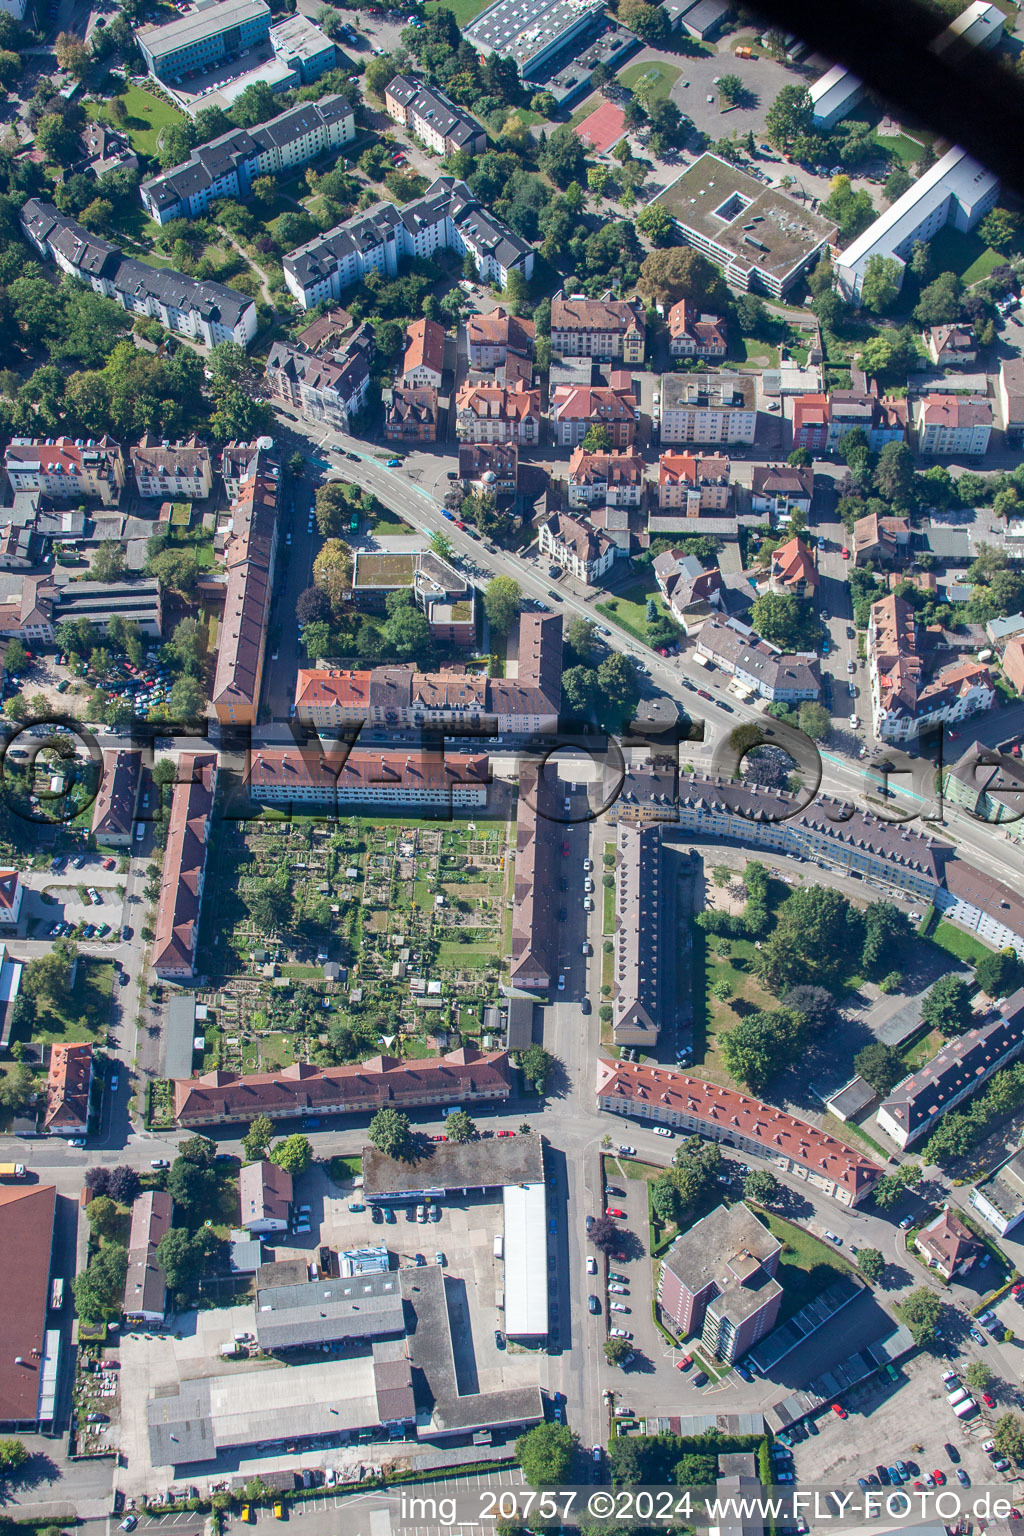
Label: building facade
xmin=550 ymin=295 xmax=645 ymax=363
xmin=538 ymin=512 xmax=615 ymax=585
xmin=659 ymin=1203 xmax=782 ymax=1363
xmin=131 ymin=436 xmax=213 ymax=500
xmin=384 ymin=76 xmax=487 ymax=157
xmin=265 ymin=339 xmax=370 ymax=430
xmin=914 ymin=393 xmax=993 ymax=456
xmin=5 ymin=437 xmax=125 ymax=505
xmin=455 ymin=380 xmax=540 ymax=444
xmin=137 ymin=0 xmax=272 ymax=81
xmin=659 ymin=373 xmax=756 ymax=445
xmin=551 ymin=383 xmax=637 ymax=448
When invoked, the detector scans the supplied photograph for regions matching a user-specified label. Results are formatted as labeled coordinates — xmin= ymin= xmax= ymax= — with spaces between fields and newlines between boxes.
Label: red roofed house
xmin=0 ymin=1183 xmax=57 ymax=1427
xmin=4 ymin=437 xmax=125 ymax=505
xmin=0 ymin=869 xmax=22 ymax=927
xmin=1003 ymin=635 xmax=1024 ymax=697
xmin=551 ymin=382 xmax=637 ymax=448
xmin=853 ymin=511 xmax=910 ymax=567
xmin=595 ymin=1058 xmax=881 ymax=1206
xmin=567 ymin=447 xmax=644 ymax=509
xmin=550 ymin=295 xmax=645 ymax=364
xmin=657 ymin=452 xmax=731 ymax=513
xmin=915 ymin=1206 xmax=979 ymax=1280
xmin=152 ymin=754 xmax=217 ymax=981
xmin=666 ymin=300 xmax=727 ymax=359
xmin=869 ymin=591 xmax=995 ymax=741
xmin=45 ymin=1042 xmax=93 ymax=1135
xmin=768 ymin=536 xmax=818 ymax=598
xmin=538 ymin=512 xmax=615 ymax=586
xmin=455 ymin=379 xmax=540 ymax=444
xmin=792 ymin=394 xmax=830 ymax=453
xmin=243 ymin=747 xmax=490 ymax=810
xmin=467 ymin=308 xmax=536 ymax=370
xmin=174 ymin=1046 xmax=512 ymax=1127
xmin=400 ymin=318 xmax=446 ymax=389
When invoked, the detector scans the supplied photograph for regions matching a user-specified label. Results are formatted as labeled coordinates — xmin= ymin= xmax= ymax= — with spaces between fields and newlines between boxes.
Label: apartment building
xmin=768 ymin=535 xmax=818 ymax=598
xmin=91 ymin=749 xmax=141 ymax=848
xmin=999 ymin=358 xmax=1024 ymax=445
xmin=538 ymin=512 xmax=615 ymax=585
xmin=549 ymin=295 xmax=645 ymax=363
xmin=653 ymin=550 xmax=723 ymax=625
xmin=878 ymin=991 xmax=1024 ymax=1148
xmin=567 ymin=448 xmax=644 ymax=508
xmin=131 ymin=436 xmax=213 ymax=500
xmin=384 ymin=76 xmax=487 ymax=157
xmin=925 ymin=323 xmax=977 ymax=367
xmin=936 ymin=858 xmax=1024 ymax=958
xmin=44 ymin=1042 xmax=92 ymax=1136
xmin=238 ymin=1161 xmax=292 ymax=1233
xmin=970 ymin=1148 xmax=1024 ymax=1237
xmin=551 ymin=382 xmax=637 ymax=448
xmin=510 ymin=764 xmax=561 ymax=993
xmin=697 ymin=616 xmax=820 ymax=703
xmin=869 ymin=592 xmax=995 ymax=740
xmin=853 ymin=511 xmax=910 ymax=566
xmin=597 ymin=1057 xmax=881 ymax=1205
xmin=792 ymin=393 xmax=830 ymax=453
xmin=914 ymin=393 xmax=993 ymax=456
xmin=467 ymin=307 xmax=536 ymax=370
xmin=458 ymin=441 xmax=518 ymax=494
xmin=656 ymin=451 xmax=731 ymax=515
xmin=283 ymin=177 xmax=533 ymax=308
xmin=659 ymin=372 xmax=756 ymax=445
xmin=666 ymin=300 xmax=727 ymax=358
xmin=836 ymin=147 xmax=999 ymax=302
xmin=612 ymin=824 xmax=665 ymax=1049
xmin=21 ymin=201 xmax=257 ymax=348
xmin=243 ymin=748 xmax=491 ymax=810
xmin=384 ymin=385 xmax=439 ymax=442
xmin=0 ymin=868 xmax=23 ymax=930
xmin=174 ymin=1047 xmax=512 ymax=1126
xmin=400 ymin=318 xmax=446 ymax=389
xmin=827 ymin=382 xmax=908 ymax=450
xmin=137 ymin=0 xmax=271 ymax=80
xmin=268 ymin=12 xmax=337 ymax=83
xmin=5 ymin=437 xmax=125 ymax=505
xmin=659 ymin=1203 xmax=782 ymax=1362
xmin=455 ymin=379 xmax=540 ymax=443
xmin=211 ymin=450 xmax=280 ymax=728
xmin=140 ymin=96 xmax=355 ymax=225
xmin=265 ymin=339 xmax=370 ymax=431
xmin=152 ymin=753 xmax=218 ymax=982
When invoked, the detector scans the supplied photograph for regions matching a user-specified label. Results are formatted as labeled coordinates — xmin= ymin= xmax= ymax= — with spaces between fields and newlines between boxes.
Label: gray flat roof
xmin=362 ymin=1134 xmax=544 ymax=1198
xmin=653 ymin=154 xmax=836 ymax=283
xmin=254 ymin=1271 xmax=405 ymax=1349
xmin=138 ymin=0 xmax=270 ymax=61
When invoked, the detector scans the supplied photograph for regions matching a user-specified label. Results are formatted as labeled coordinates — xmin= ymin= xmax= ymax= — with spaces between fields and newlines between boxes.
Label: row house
xmin=283 ymin=177 xmax=533 ymax=309
xmin=455 ymin=379 xmax=540 ymax=444
xmin=243 ymin=748 xmax=491 ymax=810
xmin=21 ymin=201 xmax=256 ymax=348
xmin=265 ymin=337 xmax=370 ymax=431
xmin=613 ymin=824 xmax=665 ymax=1048
xmin=914 ymin=393 xmax=993 ymax=457
xmin=551 ymin=380 xmax=637 ymax=448
xmin=5 ymin=437 xmax=125 ymax=506
xmin=459 ymin=441 xmax=517 ymax=495
xmin=666 ymin=299 xmax=727 ymax=359
xmin=768 ymin=535 xmax=818 ymax=598
xmin=400 ymin=318 xmax=446 ymax=390
xmin=750 ymin=464 xmax=813 ymax=518
xmin=384 ymin=385 xmax=439 ymax=442
xmin=792 ymin=384 xmax=908 ymax=454
xmin=140 ymin=96 xmax=355 ymax=224
xmin=999 ymin=358 xmax=1024 ymax=446
xmin=791 ymin=392 xmax=830 ymax=454
xmin=467 ymin=307 xmax=536 ymax=371
xmin=869 ymin=592 xmax=995 ymax=740
xmin=384 ymin=75 xmax=487 ymax=157
xmin=567 ymin=447 xmax=644 ymax=509
xmin=211 ymin=449 xmax=281 ymax=728
xmin=550 ymin=295 xmax=645 ymax=364
xmin=697 ymin=615 xmax=820 ymax=703
xmin=659 ymin=372 xmax=756 ymax=445
xmin=152 ymin=753 xmax=218 ymax=981
xmin=538 ymin=512 xmax=615 ymax=586
xmin=511 ymin=765 xmax=561 ymax=994
xmin=131 ymin=435 xmax=213 ymax=500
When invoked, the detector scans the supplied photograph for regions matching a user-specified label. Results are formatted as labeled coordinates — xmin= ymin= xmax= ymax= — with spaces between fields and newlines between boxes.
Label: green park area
xmin=86 ymin=82 xmax=185 ymax=159
xmin=617 ymin=61 xmax=683 ymax=104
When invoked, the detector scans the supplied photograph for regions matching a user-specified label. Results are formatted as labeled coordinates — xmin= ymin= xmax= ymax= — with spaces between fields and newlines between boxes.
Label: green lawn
xmin=595 ymin=575 xmax=669 ymax=647
xmin=763 ymin=1211 xmax=856 ymax=1321
xmin=329 ymin=1154 xmax=362 ymax=1185
xmin=423 ymin=0 xmax=490 ymax=24
xmin=930 ymin=920 xmax=992 ymax=966
xmin=616 ymin=62 xmax=683 ymax=105
xmin=927 ymin=224 xmax=1005 ymax=288
xmin=19 ymin=960 xmax=115 ymax=1046
xmin=86 ymin=82 xmax=185 ymax=159
xmin=436 ymin=942 xmax=497 ymax=967
xmin=733 ymin=337 xmax=780 ymax=368
xmin=603 ymin=881 xmax=615 ymax=935
xmin=371 ymin=508 xmax=416 ymax=536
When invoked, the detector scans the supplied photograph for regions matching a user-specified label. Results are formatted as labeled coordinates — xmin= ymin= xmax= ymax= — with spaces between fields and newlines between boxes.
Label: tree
xmin=86 ymin=1196 xmax=121 ymax=1239
xmin=429 ymin=530 xmax=453 ymax=561
xmin=750 ymin=591 xmax=805 ymax=650
xmin=3 ymin=638 xmax=26 ymax=673
xmin=914 ymin=271 xmax=963 ymax=327
xmin=179 ymin=1134 xmax=216 ymax=1166
xmin=618 ymin=0 xmax=669 ymax=41
xmin=975 ymin=949 xmax=1024 ymax=999
xmin=743 ymin=1170 xmax=780 ymax=1207
xmin=55 ymin=30 xmax=91 ymax=77
xmin=589 ymin=1214 xmax=623 ymax=1252
xmin=166 ymin=1157 xmax=216 ymax=1210
xmin=861 ymin=900 xmax=912 ymax=975
xmin=994 ymin=1414 xmax=1024 ymax=1464
xmin=638 ymin=248 xmax=726 ymax=311
xmin=796 ymin=701 xmax=831 ymax=741
xmin=872 ymin=1164 xmax=922 ymax=1209
xmin=674 ymin=1453 xmax=717 ymax=1485
xmin=720 ymin=1010 xmax=794 ymax=1091
xmin=965 ymin=1361 xmax=994 ymax=1393
xmin=483 ymin=575 xmax=522 ymax=636
xmin=854 ymin=1042 xmax=906 ymax=1096
xmin=72 ymin=1243 xmax=128 ymax=1322
xmin=884 ymin=165 xmax=913 ymax=203
xmin=156 ymin=1226 xmax=206 ymax=1292
xmin=921 ymin=973 xmax=973 ymax=1037
xmin=368 ymin=1106 xmax=413 ymax=1159
xmin=516 ymin=1421 xmax=574 ymax=1486
xmin=764 ymin=85 xmax=813 ymax=152
xmin=0 ymin=1438 xmax=27 ymax=1472
xmin=857 ymin=1247 xmax=885 ymax=1283
xmin=874 ymin=440 xmax=916 ymax=509
xmin=595 ymin=652 xmax=639 ymax=724
xmin=518 ymin=1043 xmax=554 ymax=1091
xmin=979 ymin=207 xmax=1021 ymax=253
xmin=671 ymin=1135 xmax=722 ymax=1211
xmin=540 ymin=126 xmax=587 ymax=190
xmin=231 ymin=80 xmax=277 ymax=128
xmin=242 ymin=1114 xmax=275 ymax=1163
xmin=297 ymin=587 xmax=330 ymax=627
xmin=269 ymin=1134 xmax=312 ymax=1177
xmin=717 ymin=73 xmax=743 ymax=108
xmin=635 ymin=205 xmax=673 ymax=246
xmin=651 ymin=1173 xmax=680 ymax=1225
xmin=860 ymin=254 xmax=903 ymax=315
xmin=565 ymin=616 xmax=597 ymax=665
xmin=821 ymin=176 xmax=875 ymax=241
xmin=897 ymin=1287 xmax=943 ymax=1346
xmin=443 ymin=1110 xmax=476 ymax=1143
xmin=604 ymin=1337 xmax=633 ymax=1366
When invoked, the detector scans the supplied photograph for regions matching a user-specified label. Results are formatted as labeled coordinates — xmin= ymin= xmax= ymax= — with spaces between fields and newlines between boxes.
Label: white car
xmin=87 ymin=887 xmax=102 ymax=905
xmin=849 ymin=714 xmax=859 ymax=728
xmin=583 ymin=858 xmax=593 ymax=871
xmin=584 ymin=878 xmax=594 ymax=893
xmin=558 ymin=975 xmax=566 ymax=991
xmin=608 ymin=1283 xmax=628 ymax=1294
xmin=587 ymin=1256 xmax=597 ymax=1274
xmin=823 ymin=1231 xmax=842 ymax=1246
xmin=610 ymin=1302 xmax=629 ymax=1313
xmin=610 ymin=1327 xmax=633 ymax=1339
xmin=654 ymin=1126 xmax=673 ymax=1137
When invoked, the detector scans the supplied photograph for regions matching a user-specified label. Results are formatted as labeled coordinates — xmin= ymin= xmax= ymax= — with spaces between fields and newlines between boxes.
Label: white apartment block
xmin=659 ymin=373 xmax=757 ymax=445
xmin=5 ymin=437 xmax=125 ymax=504
xmin=131 ymin=437 xmax=213 ymax=499
xmin=914 ymin=393 xmax=992 ymax=457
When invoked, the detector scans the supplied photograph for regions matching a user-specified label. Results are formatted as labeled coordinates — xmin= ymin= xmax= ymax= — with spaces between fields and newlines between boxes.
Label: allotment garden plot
xmin=190 ymin=816 xmax=513 ymax=1077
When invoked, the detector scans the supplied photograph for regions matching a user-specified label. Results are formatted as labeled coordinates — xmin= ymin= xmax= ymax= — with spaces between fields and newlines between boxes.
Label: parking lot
xmin=19 ymin=856 xmax=127 ymax=940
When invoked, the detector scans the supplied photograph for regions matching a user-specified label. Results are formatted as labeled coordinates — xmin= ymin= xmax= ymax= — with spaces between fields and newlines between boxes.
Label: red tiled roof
xmin=770 ymin=535 xmax=818 ymax=589
xmin=45 ymin=1041 xmax=92 ymax=1130
xmin=595 ymin=1059 xmax=881 ymax=1199
xmin=245 ymin=747 xmax=490 ymax=793
xmin=402 ymin=318 xmax=446 ymax=379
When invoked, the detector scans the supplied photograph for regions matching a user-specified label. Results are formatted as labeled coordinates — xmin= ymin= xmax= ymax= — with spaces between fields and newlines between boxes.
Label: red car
xmin=497 ymin=1129 xmax=513 ymax=1137
xmin=612 ymin=1252 xmax=627 ymax=1262
xmin=430 ymin=1134 xmax=447 ymax=1142
xmin=697 ymin=688 xmax=712 ymax=701
xmin=1013 ymin=1282 xmax=1024 ymax=1297
xmin=841 ymin=547 xmax=850 ymax=559
xmin=983 ymin=1393 xmax=997 ymax=1408
xmin=102 ymin=857 xmax=116 ymax=870
xmin=561 ymin=843 xmax=570 ymax=857
xmin=831 ymin=1404 xmax=847 ymax=1419
xmin=676 ymin=1354 xmax=693 ymax=1371
xmin=455 ymin=520 xmax=465 ymax=529
xmin=606 ymin=1207 xmax=625 ymax=1218
xmin=932 ymin=1471 xmax=946 ymax=1486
